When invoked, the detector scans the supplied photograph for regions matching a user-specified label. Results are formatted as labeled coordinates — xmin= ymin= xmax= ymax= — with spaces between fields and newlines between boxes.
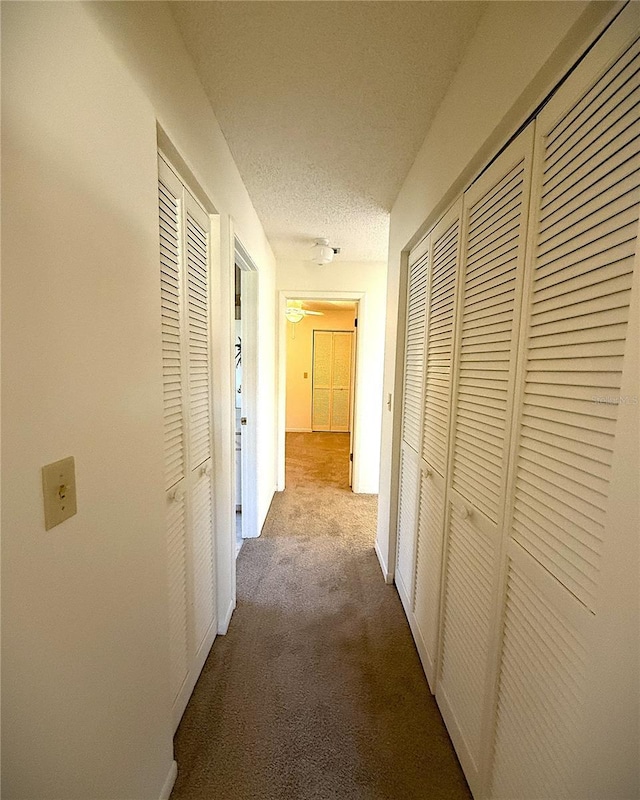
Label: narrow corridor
xmin=170 ymin=434 xmax=470 ymax=799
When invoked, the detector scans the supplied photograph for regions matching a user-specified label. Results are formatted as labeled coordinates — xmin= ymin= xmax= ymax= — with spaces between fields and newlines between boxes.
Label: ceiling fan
xmin=285 ymin=300 xmax=324 ymax=324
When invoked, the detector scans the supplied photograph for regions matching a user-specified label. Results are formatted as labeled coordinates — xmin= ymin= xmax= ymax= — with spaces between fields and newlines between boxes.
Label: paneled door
xmin=312 ymin=330 xmax=353 ymax=432
xmin=158 ymin=154 xmax=217 ymax=731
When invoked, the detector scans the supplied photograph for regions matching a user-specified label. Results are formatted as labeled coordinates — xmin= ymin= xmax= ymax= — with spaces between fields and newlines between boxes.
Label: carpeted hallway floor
xmin=170 ymin=432 xmax=471 ymax=800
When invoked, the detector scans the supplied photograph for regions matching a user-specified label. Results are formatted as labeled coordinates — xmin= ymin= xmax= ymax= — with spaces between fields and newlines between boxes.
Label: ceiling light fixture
xmin=285 ymin=307 xmax=305 ymax=324
xmin=310 ymin=238 xmax=340 ymax=266
xmin=285 ymin=300 xmax=324 ymax=324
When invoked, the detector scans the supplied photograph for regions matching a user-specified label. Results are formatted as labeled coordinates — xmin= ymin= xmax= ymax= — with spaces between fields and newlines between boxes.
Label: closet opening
xmin=284 ymin=299 xmax=358 ymax=491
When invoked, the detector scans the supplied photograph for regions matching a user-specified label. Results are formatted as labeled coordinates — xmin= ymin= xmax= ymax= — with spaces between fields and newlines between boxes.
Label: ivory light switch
xmin=42 ymin=456 xmax=77 ymax=530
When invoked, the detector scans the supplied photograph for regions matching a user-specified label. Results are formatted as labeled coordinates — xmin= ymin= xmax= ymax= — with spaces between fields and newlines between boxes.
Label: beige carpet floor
xmin=170 ymin=432 xmax=470 ymax=800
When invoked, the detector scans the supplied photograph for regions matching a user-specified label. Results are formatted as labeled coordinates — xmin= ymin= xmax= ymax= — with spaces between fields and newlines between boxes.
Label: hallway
xmin=170 ymin=433 xmax=470 ymax=799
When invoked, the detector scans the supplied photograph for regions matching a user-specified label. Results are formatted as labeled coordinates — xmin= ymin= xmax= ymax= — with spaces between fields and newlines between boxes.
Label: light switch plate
xmin=42 ymin=456 xmax=77 ymax=530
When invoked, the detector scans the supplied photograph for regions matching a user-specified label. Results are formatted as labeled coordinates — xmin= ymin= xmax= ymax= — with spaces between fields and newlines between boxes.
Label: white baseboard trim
xmin=285 ymin=427 xmax=312 ymax=432
xmin=374 ymin=540 xmax=393 ymax=584
xmin=218 ymin=597 xmax=235 ymax=635
xmin=159 ymin=760 xmax=177 ymax=800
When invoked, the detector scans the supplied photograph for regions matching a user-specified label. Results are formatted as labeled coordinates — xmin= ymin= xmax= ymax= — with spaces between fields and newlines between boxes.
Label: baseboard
xmin=374 ymin=540 xmax=393 ymax=584
xmin=159 ymin=760 xmax=177 ymax=800
xmin=285 ymin=427 xmax=312 ymax=432
xmin=218 ymin=597 xmax=235 ymax=635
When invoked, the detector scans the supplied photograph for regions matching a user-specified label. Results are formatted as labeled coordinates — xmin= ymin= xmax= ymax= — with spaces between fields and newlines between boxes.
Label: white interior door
xmin=436 ymin=125 xmax=534 ymax=795
xmin=413 ymin=198 xmax=462 ymax=690
xmin=486 ymin=18 xmax=640 ymax=798
xmin=392 ymin=10 xmax=639 ymax=798
xmin=395 ymin=244 xmax=429 ymax=608
xmin=159 ymin=155 xmax=217 ymax=731
xmin=236 ymin=240 xmax=259 ymax=539
xmin=159 ymin=157 xmax=190 ymax=721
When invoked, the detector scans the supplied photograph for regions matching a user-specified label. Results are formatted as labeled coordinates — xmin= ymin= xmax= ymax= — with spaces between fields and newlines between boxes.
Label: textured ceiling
xmin=171 ymin=1 xmax=486 ymax=262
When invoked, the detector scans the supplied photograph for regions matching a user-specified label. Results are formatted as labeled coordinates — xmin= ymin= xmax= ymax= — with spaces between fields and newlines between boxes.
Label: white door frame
xmin=235 ymin=235 xmax=259 ymax=539
xmin=277 ymin=290 xmax=365 ymax=492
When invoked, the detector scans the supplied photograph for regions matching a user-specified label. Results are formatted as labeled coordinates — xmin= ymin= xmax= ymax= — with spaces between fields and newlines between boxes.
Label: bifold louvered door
xmin=312 ymin=330 xmax=353 ymax=431
xmin=394 ymin=11 xmax=638 ymax=800
xmin=436 ymin=127 xmax=534 ymax=794
xmin=487 ymin=18 xmax=640 ymax=799
xmin=159 ymin=159 xmax=190 ymax=721
xmin=412 ymin=200 xmax=462 ymax=689
xmin=159 ymin=155 xmax=217 ymax=731
xmin=396 ymin=242 xmax=429 ymax=607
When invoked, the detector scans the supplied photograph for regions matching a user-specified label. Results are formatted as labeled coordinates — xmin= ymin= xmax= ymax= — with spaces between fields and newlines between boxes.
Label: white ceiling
xmin=171 ymin=1 xmax=486 ymax=263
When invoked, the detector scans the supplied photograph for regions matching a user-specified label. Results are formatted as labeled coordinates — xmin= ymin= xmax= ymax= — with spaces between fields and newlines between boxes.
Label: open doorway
xmin=284 ymin=299 xmax=358 ymax=490
xmin=234 ymin=238 xmax=259 ymax=553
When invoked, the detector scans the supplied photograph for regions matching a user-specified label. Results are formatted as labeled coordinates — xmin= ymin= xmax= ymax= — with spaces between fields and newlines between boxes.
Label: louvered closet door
xmin=159 ymin=159 xmax=190 ymax=715
xmin=159 ymin=155 xmax=217 ymax=731
xmin=312 ymin=331 xmax=332 ymax=431
xmin=185 ymin=192 xmax=216 ymax=655
xmin=396 ymin=239 xmax=429 ymax=608
xmin=330 ymin=332 xmax=352 ymax=431
xmin=312 ymin=331 xmax=354 ymax=432
xmin=488 ymin=18 xmax=640 ymax=800
xmin=413 ymin=200 xmax=462 ymax=690
xmin=436 ymin=126 xmax=535 ymax=794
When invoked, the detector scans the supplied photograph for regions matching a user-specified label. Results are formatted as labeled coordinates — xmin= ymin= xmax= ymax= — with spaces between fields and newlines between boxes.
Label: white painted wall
xmin=2 ymin=3 xmax=276 ymax=798
xmin=375 ymin=0 xmax=622 ymax=578
xmin=277 ymin=260 xmax=387 ymax=494
xmin=86 ymin=0 xmax=278 ymax=586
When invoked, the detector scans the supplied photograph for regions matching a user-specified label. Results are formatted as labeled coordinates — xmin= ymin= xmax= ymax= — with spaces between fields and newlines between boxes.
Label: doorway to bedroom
xmin=284 ymin=299 xmax=358 ymax=490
